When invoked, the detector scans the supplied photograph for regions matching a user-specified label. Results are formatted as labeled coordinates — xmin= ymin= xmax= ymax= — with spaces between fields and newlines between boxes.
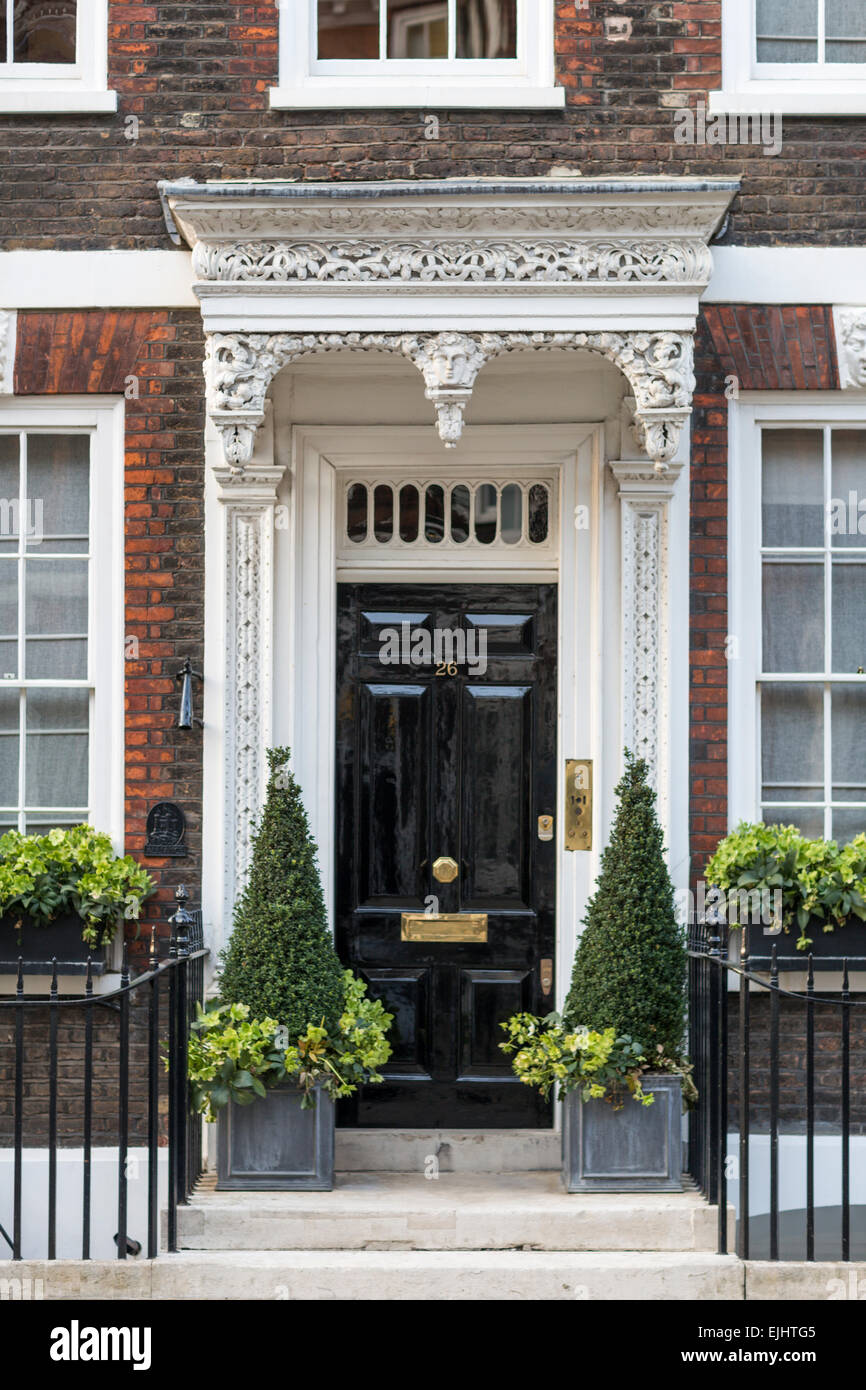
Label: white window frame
xmin=712 ymin=0 xmax=866 ymax=115
xmin=0 ymin=0 xmax=116 ymax=114
xmin=729 ymin=395 xmax=866 ymax=838
xmin=0 ymin=397 xmax=125 ymax=848
xmin=270 ymin=0 xmax=564 ymax=109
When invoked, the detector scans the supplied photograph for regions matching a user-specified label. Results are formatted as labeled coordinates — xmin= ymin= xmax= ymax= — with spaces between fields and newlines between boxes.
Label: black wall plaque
xmin=144 ymin=801 xmax=187 ymax=858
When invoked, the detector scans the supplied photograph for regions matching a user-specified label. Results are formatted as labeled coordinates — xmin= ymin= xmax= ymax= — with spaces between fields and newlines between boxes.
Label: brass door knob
xmin=432 ymin=856 xmax=459 ymax=883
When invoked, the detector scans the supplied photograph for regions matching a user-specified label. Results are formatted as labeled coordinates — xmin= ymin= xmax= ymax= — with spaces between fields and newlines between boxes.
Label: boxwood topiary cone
xmin=563 ymin=750 xmax=686 ymax=1059
xmin=218 ymin=747 xmax=344 ymax=1038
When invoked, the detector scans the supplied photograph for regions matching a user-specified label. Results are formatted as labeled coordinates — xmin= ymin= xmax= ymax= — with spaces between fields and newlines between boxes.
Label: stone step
xmin=176 ymin=1172 xmax=727 ymax=1253
xmin=335 ymin=1128 xmax=561 ymax=1172
xmin=150 ymin=1249 xmax=743 ymax=1301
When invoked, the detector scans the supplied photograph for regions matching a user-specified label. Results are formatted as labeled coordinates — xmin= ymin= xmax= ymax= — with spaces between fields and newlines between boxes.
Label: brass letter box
xmin=401 ymin=913 xmax=488 ymax=943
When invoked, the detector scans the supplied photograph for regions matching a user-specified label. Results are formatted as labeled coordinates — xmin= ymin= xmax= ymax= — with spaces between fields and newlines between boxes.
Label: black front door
xmin=335 ymin=583 xmax=557 ymax=1127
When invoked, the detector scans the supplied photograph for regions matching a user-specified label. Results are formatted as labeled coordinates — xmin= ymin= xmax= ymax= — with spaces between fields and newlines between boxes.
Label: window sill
xmin=269 ymin=82 xmax=566 ymax=110
xmin=0 ymin=88 xmax=118 ymax=114
xmin=709 ymin=85 xmax=866 ymax=116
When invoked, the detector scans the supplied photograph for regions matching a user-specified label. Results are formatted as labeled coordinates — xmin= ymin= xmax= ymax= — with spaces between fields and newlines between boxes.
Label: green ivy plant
xmin=705 ymin=822 xmax=866 ymax=950
xmin=0 ymin=825 xmax=156 ymax=950
xmin=188 ymin=970 xmax=393 ymax=1120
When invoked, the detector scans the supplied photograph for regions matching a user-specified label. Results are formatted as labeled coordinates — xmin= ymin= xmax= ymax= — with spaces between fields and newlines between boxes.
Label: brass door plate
xmin=565 ymin=759 xmax=592 ymax=851
xmin=401 ymin=913 xmax=488 ymax=943
xmin=540 ymin=957 xmax=554 ymax=995
xmin=432 ymin=856 xmax=459 ymax=883
xmin=537 ymin=815 xmax=554 ymax=842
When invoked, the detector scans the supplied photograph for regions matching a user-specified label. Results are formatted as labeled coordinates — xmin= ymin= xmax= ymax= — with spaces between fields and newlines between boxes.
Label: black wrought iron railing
xmin=0 ymin=886 xmax=206 ymax=1262
xmin=688 ymin=919 xmax=865 ymax=1260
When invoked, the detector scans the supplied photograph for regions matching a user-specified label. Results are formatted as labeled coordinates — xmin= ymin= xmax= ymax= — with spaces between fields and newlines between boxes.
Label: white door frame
xmin=272 ymin=422 xmax=603 ymax=1016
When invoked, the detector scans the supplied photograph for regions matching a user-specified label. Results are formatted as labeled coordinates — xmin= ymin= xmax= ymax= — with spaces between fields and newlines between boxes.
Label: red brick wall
xmin=0 ymin=2 xmax=862 ymax=247
xmin=13 ymin=310 xmax=205 ymax=963
xmin=690 ymin=305 xmax=840 ymax=882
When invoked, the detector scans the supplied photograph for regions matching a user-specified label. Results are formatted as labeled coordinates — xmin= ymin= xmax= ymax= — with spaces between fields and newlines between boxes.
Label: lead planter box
xmin=562 ymin=1074 xmax=683 ymax=1193
xmin=216 ymin=1085 xmax=334 ymax=1191
xmin=0 ymin=912 xmax=106 ymax=975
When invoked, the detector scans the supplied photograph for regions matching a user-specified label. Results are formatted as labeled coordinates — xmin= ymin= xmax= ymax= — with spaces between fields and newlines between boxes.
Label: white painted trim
xmin=271 ymin=0 xmax=563 ymax=109
xmin=714 ymin=0 xmax=866 ymax=115
xmin=0 ymin=1 xmax=116 ymax=114
xmin=0 ymin=252 xmax=197 ymax=309
xmin=2 ymin=248 xmax=865 ymax=311
xmin=728 ymin=394 xmax=866 ymax=834
xmin=706 ymin=248 xmax=866 ymax=306
xmin=0 ymin=396 xmax=125 ymax=848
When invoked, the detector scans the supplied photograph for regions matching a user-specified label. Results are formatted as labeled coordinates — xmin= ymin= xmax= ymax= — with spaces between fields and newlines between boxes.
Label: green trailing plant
xmin=204 ymin=748 xmax=393 ymax=1112
xmin=188 ymin=971 xmax=393 ymax=1120
xmin=0 ymin=824 xmax=155 ymax=950
xmin=705 ymin=822 xmax=866 ymax=950
xmin=500 ymin=1013 xmax=652 ymax=1108
xmin=563 ymin=751 xmax=687 ymax=1059
xmin=218 ymin=747 xmax=346 ymax=1038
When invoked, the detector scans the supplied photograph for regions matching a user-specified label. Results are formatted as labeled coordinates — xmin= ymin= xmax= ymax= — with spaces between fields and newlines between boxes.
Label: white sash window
xmin=0 ymin=0 xmax=115 ymax=113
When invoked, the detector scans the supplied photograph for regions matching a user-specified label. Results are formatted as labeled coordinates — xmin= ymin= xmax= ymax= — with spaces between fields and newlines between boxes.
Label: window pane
xmin=346 ymin=483 xmax=368 ymax=543
xmin=318 ymin=0 xmax=380 ymax=59
xmin=0 ymin=11 xmax=5 ymax=62
xmin=831 ymin=808 xmax=866 ymax=844
xmin=832 ymin=684 xmax=866 ymax=801
xmin=763 ymin=806 xmax=826 ymax=838
xmin=27 ymin=434 xmax=89 ymax=552
xmin=830 ymin=430 xmax=866 ymax=549
xmin=14 ymin=1 xmax=76 ymax=63
xmin=388 ymin=0 xmax=449 ymax=58
xmin=762 ymin=682 xmax=824 ymax=798
xmin=0 ymin=689 xmax=18 ymax=808
xmin=399 ymin=484 xmax=419 ymax=543
xmin=528 ymin=484 xmax=549 ymax=544
xmin=424 ymin=484 xmax=444 ymax=543
xmin=475 ymin=483 xmax=497 ymax=545
xmin=826 ymin=0 xmax=866 ymax=62
xmin=0 ymin=437 xmax=19 ymax=555
xmin=450 ymin=484 xmax=470 ymax=543
xmin=0 ymin=558 xmax=18 ymax=643
xmin=25 ymin=558 xmax=88 ymax=680
xmin=762 ymin=562 xmax=824 ymax=671
xmin=456 ymin=0 xmax=517 ymax=57
xmin=373 ymin=484 xmax=393 ymax=543
xmin=756 ymin=0 xmax=818 ymax=62
xmin=762 ymin=429 xmax=824 ymax=547
xmin=831 ymin=562 xmax=866 ymax=673
xmin=500 ymin=483 xmax=522 ymax=544
xmin=25 ymin=688 xmax=88 ymax=808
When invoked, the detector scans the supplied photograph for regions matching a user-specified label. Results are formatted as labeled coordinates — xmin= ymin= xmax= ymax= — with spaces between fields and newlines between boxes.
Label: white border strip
xmin=1 ymin=248 xmax=864 ymax=311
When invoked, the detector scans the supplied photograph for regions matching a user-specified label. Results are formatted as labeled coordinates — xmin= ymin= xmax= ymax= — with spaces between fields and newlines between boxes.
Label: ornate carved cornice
xmin=206 ymin=327 xmax=695 ymax=468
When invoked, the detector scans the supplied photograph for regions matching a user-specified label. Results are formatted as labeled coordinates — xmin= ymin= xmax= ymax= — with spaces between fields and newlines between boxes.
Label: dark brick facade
xmin=14 ymin=310 xmax=205 ymax=966
xmin=0 ymin=2 xmax=863 ymax=249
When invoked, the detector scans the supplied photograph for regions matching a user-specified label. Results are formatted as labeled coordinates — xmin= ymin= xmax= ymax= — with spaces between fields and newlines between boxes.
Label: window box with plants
xmin=502 ymin=753 xmax=693 ymax=1192
xmin=0 ymin=825 xmax=156 ymax=975
xmin=190 ymin=750 xmax=393 ymax=1192
xmin=705 ymin=822 xmax=866 ymax=967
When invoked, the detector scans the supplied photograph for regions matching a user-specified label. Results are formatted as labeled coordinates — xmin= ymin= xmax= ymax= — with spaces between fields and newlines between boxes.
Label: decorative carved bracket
xmin=205 ymin=327 xmax=696 ymax=471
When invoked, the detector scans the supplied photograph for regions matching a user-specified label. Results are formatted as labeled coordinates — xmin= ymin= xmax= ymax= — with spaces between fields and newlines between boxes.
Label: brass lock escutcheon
xmin=432 ymin=855 xmax=459 ymax=883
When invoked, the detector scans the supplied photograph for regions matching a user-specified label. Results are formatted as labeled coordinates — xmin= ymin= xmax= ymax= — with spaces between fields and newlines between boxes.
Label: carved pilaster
xmin=833 ymin=307 xmax=866 ymax=389
xmin=215 ymin=438 xmax=285 ymax=906
xmin=611 ymin=459 xmax=684 ymax=828
xmin=0 ymin=311 xmax=16 ymax=395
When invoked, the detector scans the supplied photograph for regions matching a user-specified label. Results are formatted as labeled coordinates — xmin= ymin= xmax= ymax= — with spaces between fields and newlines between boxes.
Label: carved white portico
xmin=163 ymin=177 xmax=737 ymax=922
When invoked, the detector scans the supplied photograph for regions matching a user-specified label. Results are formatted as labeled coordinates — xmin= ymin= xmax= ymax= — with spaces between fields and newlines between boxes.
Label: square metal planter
xmin=216 ymin=1084 xmax=335 ymax=1191
xmin=562 ymin=1074 xmax=683 ymax=1193
xmin=0 ymin=913 xmax=107 ymax=976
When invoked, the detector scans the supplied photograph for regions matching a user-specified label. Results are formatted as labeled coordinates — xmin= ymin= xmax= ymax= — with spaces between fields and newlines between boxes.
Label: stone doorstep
xmin=172 ymin=1171 xmax=734 ymax=1254
xmin=334 ymin=1128 xmax=562 ymax=1172
xmin=0 ymin=1252 xmax=746 ymax=1302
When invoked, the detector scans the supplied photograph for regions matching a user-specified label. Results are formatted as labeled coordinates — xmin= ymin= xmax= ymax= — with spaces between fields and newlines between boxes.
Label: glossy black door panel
xmin=336 ymin=583 xmax=557 ymax=1128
